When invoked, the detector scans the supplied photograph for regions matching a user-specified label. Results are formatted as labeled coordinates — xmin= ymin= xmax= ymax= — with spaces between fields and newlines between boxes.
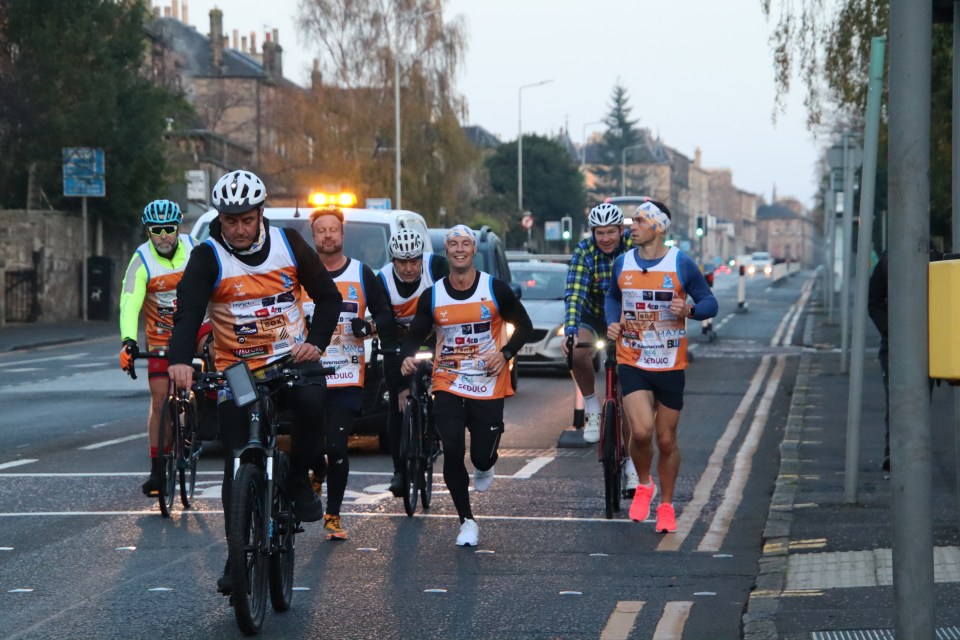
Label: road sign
xmin=62 ymin=147 xmax=105 ymax=197
xmin=544 ymin=221 xmax=560 ymax=241
xmin=185 ymin=170 xmax=208 ymax=201
xmin=366 ymin=198 xmax=391 ymax=210
xmin=521 ymin=214 xmax=534 ymax=230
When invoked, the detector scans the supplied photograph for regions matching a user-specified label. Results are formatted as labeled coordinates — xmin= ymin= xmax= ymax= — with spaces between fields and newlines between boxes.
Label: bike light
xmin=595 ymin=339 xmax=606 ymax=350
xmin=414 ymin=351 xmax=434 ymax=360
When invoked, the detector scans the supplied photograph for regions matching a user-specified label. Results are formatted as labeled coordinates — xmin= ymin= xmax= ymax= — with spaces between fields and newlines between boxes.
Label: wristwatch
xmin=501 ymin=348 xmax=514 ymax=361
xmin=688 ymin=304 xmax=696 ymax=318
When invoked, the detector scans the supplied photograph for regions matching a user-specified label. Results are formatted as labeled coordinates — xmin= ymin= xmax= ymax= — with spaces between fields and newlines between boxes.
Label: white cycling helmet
xmin=211 ymin=170 xmax=267 ymax=214
xmin=588 ymin=202 xmax=623 ymax=228
xmin=388 ymin=228 xmax=425 ymax=260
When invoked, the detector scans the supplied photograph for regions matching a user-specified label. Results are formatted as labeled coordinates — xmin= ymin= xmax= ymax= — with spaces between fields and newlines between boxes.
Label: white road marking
xmin=2 ymin=368 xmax=43 ymax=373
xmin=784 ymin=278 xmax=815 ymax=346
xmin=559 ymin=591 xmax=582 ymax=596
xmin=0 ymin=353 xmax=85 ymax=368
xmin=424 ymin=588 xmax=447 ymax=593
xmin=658 ymin=356 xmax=773 ymax=552
xmin=293 ymin=587 xmax=310 ymax=591
xmin=0 ymin=472 xmax=222 ymax=477
xmin=652 ymin=601 xmax=694 ymax=640
xmin=79 ymin=434 xmax=144 ymax=450
xmin=600 ymin=600 xmax=645 ymax=640
xmin=8 ymin=588 xmax=34 ymax=593
xmin=147 ymin=587 xmax=173 ymax=592
xmin=512 ymin=456 xmax=554 ymax=478
xmin=0 ymin=460 xmax=37 ymax=470
xmin=698 ymin=355 xmax=786 ymax=552
xmin=66 ymin=363 xmax=110 ymax=369
xmin=770 ymin=302 xmax=798 ymax=346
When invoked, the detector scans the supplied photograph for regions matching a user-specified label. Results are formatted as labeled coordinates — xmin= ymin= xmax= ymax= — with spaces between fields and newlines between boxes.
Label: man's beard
xmin=319 ymin=242 xmax=342 ymax=255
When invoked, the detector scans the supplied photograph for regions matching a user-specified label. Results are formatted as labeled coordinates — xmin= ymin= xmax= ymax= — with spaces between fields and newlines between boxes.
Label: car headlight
xmin=555 ymin=326 xmax=565 ymax=337
xmin=747 ymin=265 xmax=756 ymax=275
xmin=764 ymin=265 xmax=773 ymax=275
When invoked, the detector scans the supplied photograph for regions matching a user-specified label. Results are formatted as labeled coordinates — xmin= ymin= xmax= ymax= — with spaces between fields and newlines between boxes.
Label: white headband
xmin=637 ymin=201 xmax=671 ymax=233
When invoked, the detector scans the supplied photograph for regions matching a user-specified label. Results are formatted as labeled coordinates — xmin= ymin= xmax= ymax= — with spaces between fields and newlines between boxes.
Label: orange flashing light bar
xmin=308 ymin=192 xmax=357 ymax=208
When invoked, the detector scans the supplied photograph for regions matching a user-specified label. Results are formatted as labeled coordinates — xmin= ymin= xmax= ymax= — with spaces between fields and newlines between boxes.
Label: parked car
xmin=510 ymin=260 xmax=600 ymax=372
xmin=191 ymin=205 xmax=434 ymax=451
xmin=747 ymin=251 xmax=774 ymax=277
xmin=428 ymin=225 xmax=520 ymax=390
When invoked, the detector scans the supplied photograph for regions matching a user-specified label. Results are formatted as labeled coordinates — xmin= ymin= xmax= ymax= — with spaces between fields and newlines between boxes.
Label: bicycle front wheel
xmin=601 ymin=400 xmax=620 ymax=520
xmin=400 ymin=398 xmax=421 ymax=517
xmin=421 ymin=413 xmax=439 ymax=508
xmin=229 ymin=464 xmax=268 ymax=635
xmin=179 ymin=393 xmax=200 ymax=508
xmin=157 ymin=397 xmax=177 ymax=518
xmin=269 ymin=453 xmax=295 ymax=613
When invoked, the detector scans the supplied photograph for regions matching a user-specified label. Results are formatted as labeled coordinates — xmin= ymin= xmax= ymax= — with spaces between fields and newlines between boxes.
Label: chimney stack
xmin=232 ymin=29 xmax=239 ymax=50
xmin=250 ymin=32 xmax=257 ymax=54
xmin=171 ymin=0 xmax=178 ymax=20
xmin=311 ymin=59 xmax=322 ymax=92
xmin=181 ymin=1 xmax=188 ymax=26
xmin=209 ymin=8 xmax=223 ymax=73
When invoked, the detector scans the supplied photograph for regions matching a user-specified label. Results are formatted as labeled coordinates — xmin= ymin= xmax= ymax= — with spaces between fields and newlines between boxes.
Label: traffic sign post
xmin=63 ymin=148 xmax=105 ymax=322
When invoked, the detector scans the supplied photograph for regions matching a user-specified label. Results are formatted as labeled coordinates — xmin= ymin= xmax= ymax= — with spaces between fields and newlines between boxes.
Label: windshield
xmin=193 ymin=218 xmax=392 ymax=271
xmin=511 ymin=265 xmax=567 ymax=300
xmin=752 ymin=252 xmax=771 ymax=261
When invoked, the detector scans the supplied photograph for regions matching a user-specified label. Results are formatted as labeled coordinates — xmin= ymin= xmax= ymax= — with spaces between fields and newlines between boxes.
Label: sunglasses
xmin=148 ymin=225 xmax=178 ymax=236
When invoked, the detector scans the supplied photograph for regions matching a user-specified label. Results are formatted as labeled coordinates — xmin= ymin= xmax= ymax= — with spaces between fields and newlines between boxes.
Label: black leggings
xmin=432 ymin=392 xmax=504 ymax=521
xmin=317 ymin=405 xmax=356 ymax=516
xmin=218 ymin=383 xmax=326 ymax=536
xmin=387 ymin=387 xmax=403 ymax=471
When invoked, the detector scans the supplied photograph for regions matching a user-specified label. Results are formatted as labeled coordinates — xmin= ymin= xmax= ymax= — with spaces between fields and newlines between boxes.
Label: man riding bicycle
xmin=605 ymin=200 xmax=717 ymax=533
xmin=563 ymin=203 xmax=633 ymax=449
xmin=119 ymin=199 xmax=204 ymax=497
xmin=167 ymin=169 xmax=342 ymax=594
xmin=399 ymin=225 xmax=532 ymax=546
xmin=378 ymin=228 xmax=449 ymax=497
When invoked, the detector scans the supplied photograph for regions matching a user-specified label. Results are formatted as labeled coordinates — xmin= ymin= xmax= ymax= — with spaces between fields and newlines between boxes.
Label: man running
xmin=399 ymin=225 xmax=532 ymax=546
xmin=605 ymin=200 xmax=717 ymax=533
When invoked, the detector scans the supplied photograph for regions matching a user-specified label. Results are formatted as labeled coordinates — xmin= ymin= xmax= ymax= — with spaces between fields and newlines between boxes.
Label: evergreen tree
xmin=0 ymin=0 xmax=193 ymax=233
xmin=595 ymin=80 xmax=642 ymax=196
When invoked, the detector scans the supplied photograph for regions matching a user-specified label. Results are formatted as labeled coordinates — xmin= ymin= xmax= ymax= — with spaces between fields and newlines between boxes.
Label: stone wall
xmin=0 ymin=210 xmax=134 ymax=323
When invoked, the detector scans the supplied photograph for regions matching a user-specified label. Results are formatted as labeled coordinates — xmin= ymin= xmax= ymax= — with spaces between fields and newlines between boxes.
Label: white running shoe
xmin=456 ymin=518 xmax=479 ymax=546
xmin=583 ymin=411 xmax=601 ymax=443
xmin=474 ymin=466 xmax=495 ymax=492
xmin=624 ymin=458 xmax=639 ymax=496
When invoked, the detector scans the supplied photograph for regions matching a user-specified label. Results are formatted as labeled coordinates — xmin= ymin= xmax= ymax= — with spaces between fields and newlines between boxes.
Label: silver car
xmin=512 ymin=260 xmax=600 ymax=371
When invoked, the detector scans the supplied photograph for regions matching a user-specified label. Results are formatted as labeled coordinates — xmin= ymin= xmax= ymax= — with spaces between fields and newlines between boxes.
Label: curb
xmin=742 ymin=305 xmax=820 ymax=640
xmin=1 ymin=336 xmax=88 ymax=353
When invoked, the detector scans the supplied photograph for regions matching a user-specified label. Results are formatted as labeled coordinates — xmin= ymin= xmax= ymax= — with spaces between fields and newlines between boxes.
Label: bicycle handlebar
xmin=124 ymin=348 xmax=170 ymax=380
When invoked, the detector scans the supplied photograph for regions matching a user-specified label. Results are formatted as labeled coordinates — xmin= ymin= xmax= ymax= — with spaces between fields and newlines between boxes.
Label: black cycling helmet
xmin=211 ymin=170 xmax=267 ymax=214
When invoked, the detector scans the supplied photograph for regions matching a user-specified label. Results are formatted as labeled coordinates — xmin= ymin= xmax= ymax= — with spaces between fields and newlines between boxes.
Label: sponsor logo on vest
xmin=655 ymin=291 xmax=674 ymax=302
xmin=455 ymin=381 xmax=489 ymax=393
xmin=348 ymin=284 xmax=359 ymax=300
xmin=272 ymin=340 xmax=291 ymax=352
xmin=642 ymin=356 xmax=669 ymax=365
xmin=277 ymin=289 xmax=296 ymax=303
xmin=255 ymin=308 xmax=270 ymax=318
xmin=662 ymin=275 xmax=674 ymax=289
xmin=233 ymin=282 xmax=245 ymax=296
xmin=480 ymin=304 xmax=491 ymax=320
xmin=231 ymin=298 xmax=261 ymax=311
xmin=329 ymin=370 xmax=358 ymax=381
xmin=234 ymin=322 xmax=258 ymax=336
xmin=260 ymin=317 xmax=284 ymax=331
xmin=156 ymin=290 xmax=177 ymax=306
xmin=642 ymin=290 xmax=654 ymax=300
xmin=474 ymin=321 xmax=490 ymax=333
xmin=281 ymin=272 xmax=294 ymax=289
xmin=261 ymin=295 xmax=276 ymax=306
xmin=286 ymin=307 xmax=301 ymax=323
xmin=233 ymin=345 xmax=269 ymax=359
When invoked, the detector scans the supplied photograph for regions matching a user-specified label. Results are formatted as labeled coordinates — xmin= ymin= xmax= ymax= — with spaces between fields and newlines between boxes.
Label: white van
xmin=191 ymin=206 xmax=434 ymax=451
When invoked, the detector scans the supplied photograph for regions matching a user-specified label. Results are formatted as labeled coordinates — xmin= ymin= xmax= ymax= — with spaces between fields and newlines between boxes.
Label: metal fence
xmin=4 ymin=269 xmax=39 ymax=323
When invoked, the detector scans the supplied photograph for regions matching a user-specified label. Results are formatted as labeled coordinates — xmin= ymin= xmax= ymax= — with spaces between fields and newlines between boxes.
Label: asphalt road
xmin=0 ymin=271 xmax=811 ymax=639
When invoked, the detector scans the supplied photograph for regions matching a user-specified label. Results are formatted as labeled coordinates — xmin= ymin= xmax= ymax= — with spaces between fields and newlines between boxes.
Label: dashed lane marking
xmin=79 ymin=434 xmax=145 ymax=450
xmin=0 ymin=353 xmax=85 ymax=368
xmin=0 ymin=460 xmax=37 ymax=470
xmin=600 ymin=600 xmax=644 ymax=640
xmin=651 ymin=601 xmax=694 ymax=640
xmin=512 ymin=456 xmax=554 ymax=478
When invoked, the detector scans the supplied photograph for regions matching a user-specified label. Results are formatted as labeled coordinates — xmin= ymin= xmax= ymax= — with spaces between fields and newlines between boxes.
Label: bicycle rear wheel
xmin=229 ymin=463 xmax=268 ymax=635
xmin=601 ymin=400 xmax=620 ymax=520
xmin=400 ymin=398 xmax=421 ymax=517
xmin=420 ymin=414 xmax=439 ymax=508
xmin=179 ymin=393 xmax=200 ymax=508
xmin=269 ymin=453 xmax=295 ymax=613
xmin=157 ymin=397 xmax=177 ymax=518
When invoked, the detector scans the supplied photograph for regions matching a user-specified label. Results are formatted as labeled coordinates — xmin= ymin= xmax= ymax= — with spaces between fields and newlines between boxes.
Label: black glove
xmin=350 ymin=317 xmax=373 ymax=338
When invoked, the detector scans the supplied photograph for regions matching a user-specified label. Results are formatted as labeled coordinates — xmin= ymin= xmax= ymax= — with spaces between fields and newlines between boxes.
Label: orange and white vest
xmin=138 ymin=234 xmax=195 ymax=349
xmin=615 ymin=247 xmax=688 ymax=371
xmin=304 ymin=259 xmax=367 ymax=388
xmin=206 ymin=228 xmax=307 ymax=372
xmin=432 ymin=272 xmax=513 ymax=399
xmin=379 ymin=252 xmax=437 ymax=329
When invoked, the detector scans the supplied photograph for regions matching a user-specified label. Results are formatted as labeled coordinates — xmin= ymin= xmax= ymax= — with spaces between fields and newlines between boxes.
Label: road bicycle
xmin=566 ymin=335 xmax=627 ymax=519
xmin=126 ymin=348 xmax=206 ymax=518
xmin=370 ymin=340 xmax=442 ymax=517
xmin=220 ymin=358 xmax=331 ymax=636
xmin=399 ymin=352 xmax=442 ymax=517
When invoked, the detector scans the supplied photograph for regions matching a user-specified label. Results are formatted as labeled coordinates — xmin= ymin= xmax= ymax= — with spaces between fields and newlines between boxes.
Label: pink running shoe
xmin=655 ymin=503 xmax=677 ymax=533
xmin=629 ymin=479 xmax=657 ymax=522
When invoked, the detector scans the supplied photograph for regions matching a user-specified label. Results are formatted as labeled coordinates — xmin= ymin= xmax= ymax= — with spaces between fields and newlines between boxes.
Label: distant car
xmin=714 ymin=264 xmax=732 ymax=275
xmin=510 ymin=261 xmax=599 ymax=372
xmin=191 ymin=205 xmax=434 ymax=451
xmin=747 ymin=251 xmax=774 ymax=277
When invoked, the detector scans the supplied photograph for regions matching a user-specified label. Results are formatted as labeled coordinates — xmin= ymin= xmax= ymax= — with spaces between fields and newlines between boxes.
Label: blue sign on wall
xmin=63 ymin=147 xmax=105 ymax=197
xmin=365 ymin=198 xmax=391 ymax=210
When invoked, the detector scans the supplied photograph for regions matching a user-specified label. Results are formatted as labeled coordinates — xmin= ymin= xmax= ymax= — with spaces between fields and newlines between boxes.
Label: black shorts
xmin=432 ymin=391 xmax=505 ymax=432
xmin=579 ymin=309 xmax=605 ymax=336
xmin=618 ymin=365 xmax=685 ymax=411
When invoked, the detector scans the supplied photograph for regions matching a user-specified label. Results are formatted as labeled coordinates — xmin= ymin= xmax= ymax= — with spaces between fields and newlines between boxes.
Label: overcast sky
xmin=173 ymin=0 xmax=821 ymax=208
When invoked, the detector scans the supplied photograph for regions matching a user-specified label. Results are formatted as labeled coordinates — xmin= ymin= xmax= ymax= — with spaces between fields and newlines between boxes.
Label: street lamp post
xmin=517 ymin=79 xmax=553 ymax=215
xmin=581 ymin=120 xmax=604 ymax=167
xmin=395 ymin=9 xmax=439 ymax=211
xmin=620 ymin=143 xmax=646 ymax=197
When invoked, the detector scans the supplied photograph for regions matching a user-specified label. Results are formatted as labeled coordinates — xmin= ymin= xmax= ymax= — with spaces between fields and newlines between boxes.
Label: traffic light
xmin=561 ymin=216 xmax=572 ymax=240
xmin=695 ymin=214 xmax=705 ymax=237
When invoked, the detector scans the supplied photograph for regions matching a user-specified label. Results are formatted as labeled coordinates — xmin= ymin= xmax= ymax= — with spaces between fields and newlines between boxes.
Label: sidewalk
xmin=0 ymin=319 xmax=115 ymax=352
xmin=745 ymin=297 xmax=960 ymax=639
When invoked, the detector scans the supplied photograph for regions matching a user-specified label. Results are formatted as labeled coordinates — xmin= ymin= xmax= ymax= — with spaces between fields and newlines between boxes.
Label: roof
xmin=462 ymin=125 xmax=501 ymax=150
xmin=756 ymin=203 xmax=802 ymax=220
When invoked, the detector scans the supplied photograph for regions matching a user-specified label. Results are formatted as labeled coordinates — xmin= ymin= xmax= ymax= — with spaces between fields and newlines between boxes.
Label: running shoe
xmin=323 ymin=514 xmax=348 ymax=541
xmin=388 ymin=472 xmax=404 ymax=497
xmin=474 ymin=466 xmax=495 ymax=492
xmin=629 ymin=479 xmax=657 ymax=522
xmin=141 ymin=458 xmax=162 ymax=497
xmin=216 ymin=560 xmax=232 ymax=595
xmin=582 ymin=411 xmax=600 ymax=443
xmin=456 ymin=518 xmax=479 ymax=546
xmin=292 ymin=481 xmax=323 ymax=523
xmin=655 ymin=503 xmax=677 ymax=533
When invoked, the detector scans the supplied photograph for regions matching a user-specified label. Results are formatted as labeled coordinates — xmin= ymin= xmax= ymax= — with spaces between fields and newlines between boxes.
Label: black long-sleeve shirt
xmin=399 ymin=270 xmax=533 ymax=361
xmin=169 ymin=217 xmax=341 ymax=366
